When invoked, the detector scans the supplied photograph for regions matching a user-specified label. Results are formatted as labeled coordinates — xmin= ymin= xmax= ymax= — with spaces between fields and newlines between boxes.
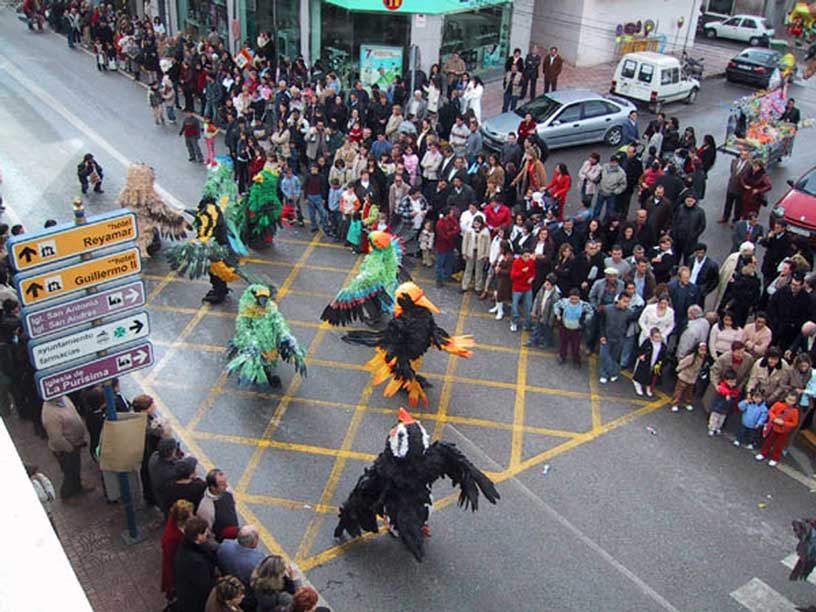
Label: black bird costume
xmin=343 ymin=282 xmax=474 ymax=407
xmin=790 ymin=518 xmax=816 ymax=582
xmin=334 ymin=407 xmax=499 ymax=561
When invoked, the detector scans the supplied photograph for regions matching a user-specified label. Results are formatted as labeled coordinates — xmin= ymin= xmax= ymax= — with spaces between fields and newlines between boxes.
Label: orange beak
xmin=395 ymin=282 xmax=440 ymax=314
xmin=398 ymin=407 xmax=415 ymax=424
xmin=369 ymin=230 xmax=392 ymax=250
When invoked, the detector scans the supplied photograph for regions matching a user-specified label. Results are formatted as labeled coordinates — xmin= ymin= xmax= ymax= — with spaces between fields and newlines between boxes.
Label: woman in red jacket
xmin=510 ymin=249 xmax=536 ymax=332
xmin=755 ymin=391 xmax=800 ymax=466
xmin=517 ymin=112 xmax=537 ymax=145
xmin=740 ymin=159 xmax=772 ymax=219
xmin=160 ymin=499 xmax=194 ymax=603
xmin=544 ymin=162 xmax=571 ymax=220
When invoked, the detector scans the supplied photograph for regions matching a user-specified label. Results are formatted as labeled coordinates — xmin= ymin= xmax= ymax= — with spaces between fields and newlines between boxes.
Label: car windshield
xmin=795 ymin=171 xmax=816 ymax=197
xmin=515 ymin=95 xmax=562 ymax=121
xmin=739 ymin=49 xmax=777 ymax=63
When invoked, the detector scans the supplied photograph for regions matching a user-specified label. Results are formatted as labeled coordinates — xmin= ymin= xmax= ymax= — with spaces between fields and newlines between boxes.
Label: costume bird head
xmin=393 ymin=282 xmax=439 ymax=317
xmin=369 ymin=230 xmax=393 ymax=251
xmin=239 ymin=284 xmax=278 ymax=317
xmin=387 ymin=407 xmax=430 ymax=460
xmin=198 ymin=195 xmax=217 ymax=212
xmin=252 ymin=172 xmax=265 ymax=184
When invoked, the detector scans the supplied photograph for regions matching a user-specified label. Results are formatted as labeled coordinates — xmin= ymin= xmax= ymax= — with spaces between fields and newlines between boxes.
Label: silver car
xmin=481 ymin=89 xmax=637 ymax=151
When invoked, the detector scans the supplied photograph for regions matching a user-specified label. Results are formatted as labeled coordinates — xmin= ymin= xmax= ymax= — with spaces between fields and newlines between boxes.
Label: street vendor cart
xmin=719 ymin=86 xmax=798 ymax=167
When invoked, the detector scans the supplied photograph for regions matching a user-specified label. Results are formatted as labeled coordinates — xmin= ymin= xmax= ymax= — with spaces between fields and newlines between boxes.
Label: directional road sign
xmin=30 ymin=311 xmax=150 ymax=370
xmin=36 ymin=341 xmax=154 ymax=401
xmin=8 ymin=209 xmax=137 ymax=272
xmin=17 ymin=247 xmax=141 ymax=307
xmin=23 ymin=280 xmax=146 ymax=340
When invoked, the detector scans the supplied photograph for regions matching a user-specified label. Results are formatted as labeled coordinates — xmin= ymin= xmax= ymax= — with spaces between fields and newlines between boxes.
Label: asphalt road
xmin=2 ymin=13 xmax=816 ymax=611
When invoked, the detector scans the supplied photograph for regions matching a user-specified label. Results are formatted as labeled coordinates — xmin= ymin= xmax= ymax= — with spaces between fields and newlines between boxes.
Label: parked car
xmin=726 ymin=48 xmax=790 ymax=89
xmin=611 ymin=52 xmax=700 ymax=114
xmin=772 ymin=167 xmax=816 ymax=254
xmin=480 ymin=89 xmax=637 ymax=151
xmin=704 ymin=14 xmax=775 ymax=46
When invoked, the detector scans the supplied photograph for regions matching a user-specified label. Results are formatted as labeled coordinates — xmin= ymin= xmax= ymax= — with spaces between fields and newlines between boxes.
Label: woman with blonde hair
xmin=249 ymin=554 xmax=301 ymax=612
xmin=160 ymin=499 xmax=194 ymax=602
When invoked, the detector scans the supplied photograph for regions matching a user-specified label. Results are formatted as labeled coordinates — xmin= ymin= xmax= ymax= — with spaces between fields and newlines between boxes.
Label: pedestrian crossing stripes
xmin=730 ymin=577 xmax=799 ymax=612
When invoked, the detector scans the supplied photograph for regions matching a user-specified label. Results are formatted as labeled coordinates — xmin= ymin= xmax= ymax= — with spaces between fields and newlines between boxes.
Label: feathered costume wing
xmin=117 ymin=164 xmax=187 ymax=257
xmin=201 ymin=157 xmax=249 ymax=256
xmin=321 ymin=231 xmax=403 ymax=326
xmin=245 ymin=169 xmax=283 ymax=245
xmin=342 ymin=283 xmax=473 ymax=407
xmin=226 ymin=284 xmax=307 ymax=386
xmin=334 ymin=408 xmax=499 ymax=562
xmin=790 ymin=518 xmax=816 ymax=582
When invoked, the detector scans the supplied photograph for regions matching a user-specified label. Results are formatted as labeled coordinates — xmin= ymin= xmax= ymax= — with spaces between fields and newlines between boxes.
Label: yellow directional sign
xmin=9 ymin=210 xmax=137 ymax=272
xmin=17 ymin=247 xmax=142 ymax=307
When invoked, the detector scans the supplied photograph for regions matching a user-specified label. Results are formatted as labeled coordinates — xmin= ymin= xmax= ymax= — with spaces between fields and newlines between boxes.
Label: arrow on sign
xmin=126 ymin=288 xmax=140 ymax=304
xmin=129 ymin=319 xmax=144 ymax=334
xmin=19 ymin=246 xmax=37 ymax=263
xmin=134 ymin=350 xmax=148 ymax=365
xmin=25 ymin=282 xmax=44 ymax=299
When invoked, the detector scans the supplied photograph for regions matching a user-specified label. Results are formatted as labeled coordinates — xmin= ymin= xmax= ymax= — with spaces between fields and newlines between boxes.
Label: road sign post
xmin=14 ymin=199 xmax=150 ymax=544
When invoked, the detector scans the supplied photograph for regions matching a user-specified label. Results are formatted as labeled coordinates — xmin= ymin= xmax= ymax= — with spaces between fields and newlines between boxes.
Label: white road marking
xmin=0 ymin=52 xmax=185 ymax=212
xmin=445 ymin=424 xmax=682 ymax=612
xmin=780 ymin=552 xmax=816 ymax=586
xmin=730 ymin=577 xmax=799 ymax=612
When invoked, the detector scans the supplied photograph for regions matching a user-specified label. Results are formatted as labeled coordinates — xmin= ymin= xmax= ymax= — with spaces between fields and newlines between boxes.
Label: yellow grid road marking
xmin=431 ymin=292 xmax=471 ymax=441
xmin=510 ymin=336 xmax=529 ymax=467
xmin=589 ymin=355 xmax=603 ymax=431
xmin=190 ymin=430 xmax=377 ymax=461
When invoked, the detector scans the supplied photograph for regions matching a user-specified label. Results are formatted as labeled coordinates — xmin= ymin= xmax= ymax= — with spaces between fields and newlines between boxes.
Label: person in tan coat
xmin=670 ymin=342 xmax=708 ymax=412
xmin=746 ymin=347 xmax=790 ymax=405
xmin=742 ymin=313 xmax=773 ymax=359
xmin=41 ymin=395 xmax=94 ymax=501
xmin=461 ymin=215 xmax=491 ymax=293
xmin=703 ymin=341 xmax=755 ymax=411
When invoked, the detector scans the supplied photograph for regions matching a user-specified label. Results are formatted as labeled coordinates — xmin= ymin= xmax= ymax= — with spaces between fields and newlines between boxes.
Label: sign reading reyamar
xmin=8 ymin=209 xmax=137 ymax=272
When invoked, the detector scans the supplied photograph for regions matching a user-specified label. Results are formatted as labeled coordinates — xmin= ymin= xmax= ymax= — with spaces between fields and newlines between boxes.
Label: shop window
xmin=621 ymin=59 xmax=637 ymax=79
xmin=440 ymin=4 xmax=512 ymax=77
xmin=638 ymin=64 xmax=653 ymax=83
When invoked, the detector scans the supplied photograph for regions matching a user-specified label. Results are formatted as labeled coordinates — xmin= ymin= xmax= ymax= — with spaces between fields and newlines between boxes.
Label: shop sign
xmin=383 ymin=0 xmax=402 ymax=9
xmin=360 ymin=45 xmax=404 ymax=90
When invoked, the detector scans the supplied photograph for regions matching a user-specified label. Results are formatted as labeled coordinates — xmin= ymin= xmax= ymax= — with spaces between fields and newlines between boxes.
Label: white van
xmin=611 ymin=52 xmax=700 ymax=113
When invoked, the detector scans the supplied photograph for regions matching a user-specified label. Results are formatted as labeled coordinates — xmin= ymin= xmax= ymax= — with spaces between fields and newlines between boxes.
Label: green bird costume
xmin=226 ymin=284 xmax=307 ymax=388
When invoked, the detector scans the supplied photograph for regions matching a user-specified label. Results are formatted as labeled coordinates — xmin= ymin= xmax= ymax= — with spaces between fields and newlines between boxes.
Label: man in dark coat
xmin=77 ymin=153 xmax=104 ymax=194
xmin=758 ymin=219 xmax=793 ymax=287
xmin=619 ymin=144 xmax=643 ymax=220
xmin=653 ymin=163 xmax=684 ymax=204
xmin=148 ymin=437 xmax=184 ymax=515
xmin=542 ymin=46 xmax=563 ymax=92
xmin=670 ymin=193 xmax=706 ymax=266
xmin=688 ymin=243 xmax=719 ymax=308
xmin=437 ymin=96 xmax=460 ymax=141
xmin=174 ymin=517 xmax=217 ymax=612
xmin=523 ymin=45 xmax=542 ymax=99
xmin=731 ymin=211 xmax=765 ymax=253
xmin=668 ymin=266 xmax=701 ymax=334
xmin=768 ymin=272 xmax=811 ymax=350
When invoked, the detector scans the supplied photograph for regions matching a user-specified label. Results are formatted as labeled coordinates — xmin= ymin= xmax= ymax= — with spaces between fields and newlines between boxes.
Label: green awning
xmin=323 ymin=0 xmax=508 ymax=15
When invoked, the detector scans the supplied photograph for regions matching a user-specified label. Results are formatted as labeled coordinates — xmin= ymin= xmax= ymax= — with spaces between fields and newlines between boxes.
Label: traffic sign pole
xmin=72 ymin=199 xmax=142 ymax=545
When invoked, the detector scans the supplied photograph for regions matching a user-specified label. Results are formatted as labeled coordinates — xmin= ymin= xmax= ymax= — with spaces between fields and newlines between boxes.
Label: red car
xmin=772 ymin=167 xmax=816 ymax=254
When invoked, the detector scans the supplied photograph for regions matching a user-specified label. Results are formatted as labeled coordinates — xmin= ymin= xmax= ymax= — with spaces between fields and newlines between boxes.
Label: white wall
xmin=410 ymin=13 xmax=444 ymax=71
xmin=0 ymin=421 xmax=94 ymax=612
xmin=533 ymin=0 xmax=702 ymax=67
xmin=509 ymin=0 xmax=535 ymax=56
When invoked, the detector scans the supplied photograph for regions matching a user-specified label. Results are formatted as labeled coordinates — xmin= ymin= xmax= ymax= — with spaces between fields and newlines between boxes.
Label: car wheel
xmin=685 ymin=88 xmax=698 ymax=104
xmin=604 ymin=125 xmax=623 ymax=146
xmin=705 ymin=28 xmax=716 ymax=38
xmin=749 ymin=37 xmax=760 ymax=46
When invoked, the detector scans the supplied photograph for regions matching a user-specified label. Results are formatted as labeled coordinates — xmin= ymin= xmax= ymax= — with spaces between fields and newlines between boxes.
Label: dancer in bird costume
xmin=226 ymin=284 xmax=307 ymax=388
xmin=243 ymin=168 xmax=283 ymax=249
xmin=321 ymin=230 xmax=404 ymax=326
xmin=167 ymin=195 xmax=246 ymax=304
xmin=201 ymin=157 xmax=249 ymax=257
xmin=789 ymin=518 xmax=816 ymax=582
xmin=334 ymin=407 xmax=499 ymax=562
xmin=342 ymin=281 xmax=474 ymax=407
xmin=117 ymin=164 xmax=188 ymax=257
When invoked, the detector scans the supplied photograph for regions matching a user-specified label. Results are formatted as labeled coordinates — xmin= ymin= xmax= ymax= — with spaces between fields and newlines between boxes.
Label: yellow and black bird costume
xmin=343 ymin=282 xmax=474 ymax=407
xmin=167 ymin=196 xmax=245 ymax=304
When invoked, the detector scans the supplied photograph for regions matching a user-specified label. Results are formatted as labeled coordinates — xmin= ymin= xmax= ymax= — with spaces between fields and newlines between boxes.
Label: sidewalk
xmin=481 ymin=39 xmax=738 ymax=119
xmin=5 ymin=414 xmax=165 ymax=612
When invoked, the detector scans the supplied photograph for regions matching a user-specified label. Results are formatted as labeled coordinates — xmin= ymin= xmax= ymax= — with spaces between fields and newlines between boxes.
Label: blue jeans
xmin=620 ymin=335 xmax=636 ymax=369
xmin=593 ymin=192 xmax=617 ymax=220
xmin=512 ymin=290 xmax=533 ymax=329
xmin=529 ymin=321 xmax=554 ymax=347
xmin=436 ymin=250 xmax=454 ymax=283
xmin=599 ymin=340 xmax=622 ymax=379
xmin=502 ymin=93 xmax=519 ymax=113
xmin=306 ymin=194 xmax=327 ymax=230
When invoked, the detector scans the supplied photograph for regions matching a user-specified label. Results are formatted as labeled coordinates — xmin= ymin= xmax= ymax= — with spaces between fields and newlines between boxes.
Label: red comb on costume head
xmin=398 ymin=407 xmax=415 ymax=424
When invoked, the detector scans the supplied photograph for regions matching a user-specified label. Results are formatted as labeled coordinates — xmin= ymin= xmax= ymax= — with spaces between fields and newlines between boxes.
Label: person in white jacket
xmin=637 ymin=294 xmax=675 ymax=345
xmin=462 ymin=76 xmax=484 ymax=123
